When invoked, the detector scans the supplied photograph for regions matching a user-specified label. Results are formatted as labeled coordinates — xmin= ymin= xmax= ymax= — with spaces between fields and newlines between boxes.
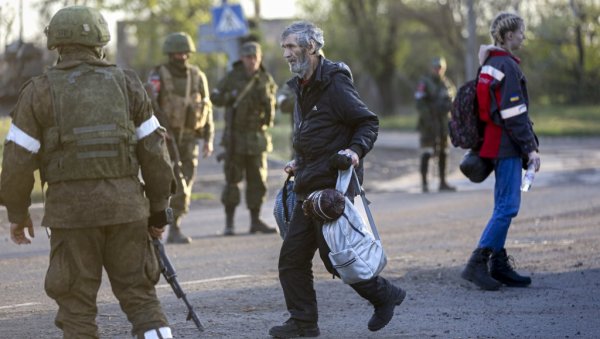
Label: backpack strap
xmin=335 ymin=168 xmax=381 ymax=240
xmin=351 ymin=168 xmax=381 ymax=240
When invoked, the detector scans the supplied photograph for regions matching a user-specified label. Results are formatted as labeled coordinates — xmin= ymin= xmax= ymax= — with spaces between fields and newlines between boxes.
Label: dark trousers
xmin=278 ymin=201 xmax=396 ymax=323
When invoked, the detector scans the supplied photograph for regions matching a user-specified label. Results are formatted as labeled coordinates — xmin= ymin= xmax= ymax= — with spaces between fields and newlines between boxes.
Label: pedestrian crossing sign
xmin=211 ymin=3 xmax=249 ymax=39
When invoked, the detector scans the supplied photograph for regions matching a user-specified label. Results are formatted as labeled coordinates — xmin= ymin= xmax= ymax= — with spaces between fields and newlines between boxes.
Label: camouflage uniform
xmin=146 ymin=32 xmax=214 ymax=243
xmin=415 ymin=57 xmax=457 ymax=192
xmin=0 ymin=6 xmax=174 ymax=338
xmin=211 ymin=42 xmax=277 ymax=235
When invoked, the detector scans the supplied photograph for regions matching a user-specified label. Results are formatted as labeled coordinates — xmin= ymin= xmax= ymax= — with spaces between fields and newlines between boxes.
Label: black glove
xmin=329 ymin=153 xmax=353 ymax=170
xmin=148 ymin=207 xmax=174 ymax=228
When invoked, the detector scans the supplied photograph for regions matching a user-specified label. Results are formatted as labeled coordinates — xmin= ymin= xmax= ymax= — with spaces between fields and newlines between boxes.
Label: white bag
xmin=322 ymin=168 xmax=387 ymax=284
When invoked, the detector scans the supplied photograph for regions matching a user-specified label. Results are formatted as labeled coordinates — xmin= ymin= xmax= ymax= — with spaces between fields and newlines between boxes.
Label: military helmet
xmin=459 ymin=149 xmax=494 ymax=183
xmin=163 ymin=32 xmax=196 ymax=54
xmin=240 ymin=41 xmax=261 ymax=56
xmin=45 ymin=6 xmax=110 ymax=50
xmin=431 ymin=56 xmax=447 ymax=69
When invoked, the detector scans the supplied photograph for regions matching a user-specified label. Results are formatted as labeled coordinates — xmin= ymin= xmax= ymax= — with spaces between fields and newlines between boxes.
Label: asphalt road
xmin=0 ymin=134 xmax=599 ymax=338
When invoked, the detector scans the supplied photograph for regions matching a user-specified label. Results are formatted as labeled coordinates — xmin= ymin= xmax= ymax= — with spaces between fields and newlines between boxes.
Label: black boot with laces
xmin=268 ymin=318 xmax=320 ymax=338
xmin=489 ymin=248 xmax=532 ymax=287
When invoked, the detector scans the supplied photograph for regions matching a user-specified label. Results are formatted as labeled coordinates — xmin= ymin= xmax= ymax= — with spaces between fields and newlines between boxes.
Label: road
xmin=0 ymin=134 xmax=599 ymax=338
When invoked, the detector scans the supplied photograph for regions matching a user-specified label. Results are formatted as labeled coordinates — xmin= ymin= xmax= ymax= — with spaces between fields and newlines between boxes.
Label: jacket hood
xmin=478 ymin=45 xmax=506 ymax=65
xmin=478 ymin=44 xmax=521 ymax=65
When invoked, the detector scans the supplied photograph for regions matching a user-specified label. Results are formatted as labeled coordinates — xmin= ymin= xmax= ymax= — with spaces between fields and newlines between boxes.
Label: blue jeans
xmin=478 ymin=157 xmax=522 ymax=251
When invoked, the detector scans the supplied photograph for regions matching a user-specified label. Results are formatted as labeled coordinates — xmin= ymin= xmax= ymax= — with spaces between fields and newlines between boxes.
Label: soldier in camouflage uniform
xmin=146 ymin=32 xmax=214 ymax=244
xmin=415 ymin=56 xmax=457 ymax=192
xmin=211 ymin=41 xmax=277 ymax=236
xmin=0 ymin=6 xmax=175 ymax=338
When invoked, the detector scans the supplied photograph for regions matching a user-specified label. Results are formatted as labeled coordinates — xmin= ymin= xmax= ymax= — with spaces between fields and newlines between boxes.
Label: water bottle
xmin=521 ymin=163 xmax=536 ymax=192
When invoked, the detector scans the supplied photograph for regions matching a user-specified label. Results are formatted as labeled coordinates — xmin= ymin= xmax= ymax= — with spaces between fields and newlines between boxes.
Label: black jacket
xmin=288 ymin=57 xmax=379 ymax=197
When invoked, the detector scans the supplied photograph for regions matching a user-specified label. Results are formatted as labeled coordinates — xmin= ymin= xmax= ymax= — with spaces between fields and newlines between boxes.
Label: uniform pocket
xmin=144 ymin=237 xmax=161 ymax=285
xmin=44 ymin=239 xmax=74 ymax=299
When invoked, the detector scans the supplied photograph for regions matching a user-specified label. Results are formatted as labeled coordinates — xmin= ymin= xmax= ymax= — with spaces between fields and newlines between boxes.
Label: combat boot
xmin=461 ymin=248 xmax=501 ymax=290
xmin=439 ymin=182 xmax=457 ymax=192
xmin=351 ymin=276 xmax=406 ymax=332
xmin=438 ymin=152 xmax=456 ymax=192
xmin=224 ymin=205 xmax=235 ymax=236
xmin=138 ymin=327 xmax=173 ymax=339
xmin=420 ymin=152 xmax=430 ymax=193
xmin=250 ymin=208 xmax=276 ymax=234
xmin=368 ymin=285 xmax=406 ymax=331
xmin=268 ymin=318 xmax=320 ymax=338
xmin=489 ymin=248 xmax=532 ymax=287
xmin=166 ymin=217 xmax=192 ymax=244
xmin=461 ymin=248 xmax=502 ymax=291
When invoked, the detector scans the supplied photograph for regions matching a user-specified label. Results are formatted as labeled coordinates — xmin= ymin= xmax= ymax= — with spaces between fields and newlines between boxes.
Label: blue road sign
xmin=211 ymin=3 xmax=249 ymax=39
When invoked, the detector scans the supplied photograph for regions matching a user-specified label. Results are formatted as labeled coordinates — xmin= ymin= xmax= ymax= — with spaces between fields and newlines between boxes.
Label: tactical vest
xmin=158 ymin=65 xmax=208 ymax=130
xmin=41 ymin=63 xmax=139 ymax=184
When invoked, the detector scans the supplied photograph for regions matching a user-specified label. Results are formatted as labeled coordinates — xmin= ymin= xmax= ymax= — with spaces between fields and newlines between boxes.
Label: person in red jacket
xmin=461 ymin=12 xmax=541 ymax=291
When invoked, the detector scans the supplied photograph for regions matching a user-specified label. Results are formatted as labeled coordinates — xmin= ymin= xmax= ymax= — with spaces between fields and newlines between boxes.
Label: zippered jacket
xmin=287 ymin=57 xmax=379 ymax=196
xmin=476 ymin=45 xmax=538 ymax=159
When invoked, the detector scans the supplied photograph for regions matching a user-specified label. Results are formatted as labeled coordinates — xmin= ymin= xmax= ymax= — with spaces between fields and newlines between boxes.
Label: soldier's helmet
xmin=163 ymin=32 xmax=196 ymax=54
xmin=45 ymin=6 xmax=110 ymax=50
xmin=431 ymin=56 xmax=447 ymax=69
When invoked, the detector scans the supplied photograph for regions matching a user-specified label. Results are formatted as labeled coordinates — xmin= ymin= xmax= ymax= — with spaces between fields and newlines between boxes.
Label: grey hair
xmin=281 ymin=21 xmax=325 ymax=52
xmin=490 ymin=12 xmax=524 ymax=45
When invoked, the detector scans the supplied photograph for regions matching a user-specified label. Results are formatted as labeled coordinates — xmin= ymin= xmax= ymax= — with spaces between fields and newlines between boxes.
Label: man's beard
xmin=289 ymin=50 xmax=310 ymax=78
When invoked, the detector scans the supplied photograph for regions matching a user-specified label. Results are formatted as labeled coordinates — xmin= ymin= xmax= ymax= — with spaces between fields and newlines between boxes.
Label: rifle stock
xmin=153 ymin=239 xmax=204 ymax=331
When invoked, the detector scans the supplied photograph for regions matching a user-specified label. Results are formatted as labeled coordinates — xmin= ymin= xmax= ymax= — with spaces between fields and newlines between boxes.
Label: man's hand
xmin=10 ymin=216 xmax=34 ymax=245
xmin=338 ymin=149 xmax=359 ymax=167
xmin=148 ymin=226 xmax=166 ymax=240
xmin=148 ymin=208 xmax=173 ymax=239
xmin=203 ymin=140 xmax=214 ymax=158
xmin=527 ymin=151 xmax=541 ymax=172
xmin=284 ymin=160 xmax=296 ymax=174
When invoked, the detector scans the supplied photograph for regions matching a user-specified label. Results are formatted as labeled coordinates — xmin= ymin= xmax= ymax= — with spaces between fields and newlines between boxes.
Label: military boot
xmin=268 ymin=318 xmax=320 ymax=338
xmin=167 ymin=216 xmax=192 ymax=244
xmin=420 ymin=152 xmax=430 ymax=193
xmin=351 ymin=276 xmax=406 ymax=332
xmin=461 ymin=248 xmax=501 ymax=290
xmin=438 ymin=152 xmax=456 ymax=192
xmin=489 ymin=248 xmax=532 ymax=287
xmin=224 ymin=205 xmax=235 ymax=236
xmin=250 ymin=208 xmax=276 ymax=234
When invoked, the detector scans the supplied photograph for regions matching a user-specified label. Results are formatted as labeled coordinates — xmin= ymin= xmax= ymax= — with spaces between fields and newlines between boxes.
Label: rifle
xmin=164 ymin=130 xmax=190 ymax=193
xmin=153 ymin=238 xmax=204 ymax=331
xmin=145 ymin=79 xmax=189 ymax=192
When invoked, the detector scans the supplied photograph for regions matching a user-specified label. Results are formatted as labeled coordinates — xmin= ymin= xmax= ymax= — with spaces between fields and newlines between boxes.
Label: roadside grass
xmin=379 ymin=104 xmax=600 ymax=136
xmin=0 ymin=104 xmax=596 ymax=203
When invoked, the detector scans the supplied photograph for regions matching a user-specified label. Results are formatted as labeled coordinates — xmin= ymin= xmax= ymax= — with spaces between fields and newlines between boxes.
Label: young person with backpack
xmin=460 ymin=12 xmax=541 ymax=291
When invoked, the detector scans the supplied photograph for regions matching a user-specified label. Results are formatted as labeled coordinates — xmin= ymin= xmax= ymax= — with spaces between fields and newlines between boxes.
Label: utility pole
xmin=254 ymin=0 xmax=261 ymax=20
xmin=19 ymin=0 xmax=23 ymax=43
xmin=465 ymin=0 xmax=477 ymax=80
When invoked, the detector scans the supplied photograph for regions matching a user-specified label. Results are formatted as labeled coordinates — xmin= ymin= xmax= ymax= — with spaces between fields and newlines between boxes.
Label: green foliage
xmin=529 ymin=104 xmax=600 ymax=136
xmin=298 ymin=0 xmax=600 ymax=111
xmin=378 ymin=112 xmax=418 ymax=131
xmin=270 ymin=112 xmax=294 ymax=162
xmin=377 ymin=104 xmax=600 ymax=136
